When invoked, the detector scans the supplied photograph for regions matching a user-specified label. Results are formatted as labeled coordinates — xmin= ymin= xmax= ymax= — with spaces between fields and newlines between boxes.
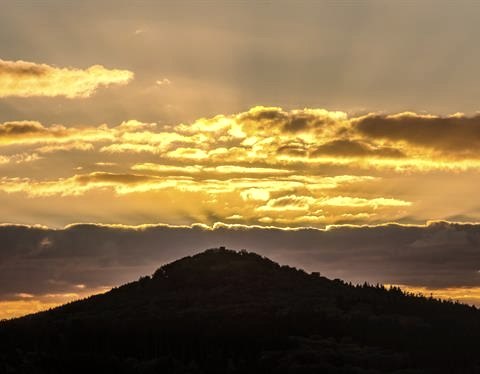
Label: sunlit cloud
xmin=36 ymin=142 xmax=94 ymax=153
xmin=0 ymin=120 xmax=114 ymax=147
xmin=3 ymin=107 xmax=480 ymax=228
xmin=0 ymin=172 xmax=374 ymax=199
xmin=5 ymin=106 xmax=480 ymax=172
xmin=131 ymin=163 xmax=203 ymax=174
xmin=319 ymin=196 xmax=411 ymax=208
xmin=256 ymin=195 xmax=315 ymax=212
xmin=156 ymin=78 xmax=171 ymax=86
xmin=132 ymin=163 xmax=292 ymax=176
xmin=0 ymin=152 xmax=41 ymax=164
xmin=241 ymin=188 xmax=271 ymax=202
xmin=0 ymin=59 xmax=133 ymax=98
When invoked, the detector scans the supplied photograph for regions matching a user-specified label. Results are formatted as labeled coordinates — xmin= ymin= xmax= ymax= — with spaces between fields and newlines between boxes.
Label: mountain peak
xmin=144 ymin=247 xmax=316 ymax=297
xmin=153 ymin=247 xmax=284 ymax=279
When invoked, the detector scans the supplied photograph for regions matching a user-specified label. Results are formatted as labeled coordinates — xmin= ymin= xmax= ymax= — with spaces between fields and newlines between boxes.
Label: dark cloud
xmin=310 ymin=139 xmax=405 ymax=158
xmin=1 ymin=221 xmax=480 ymax=301
xmin=355 ymin=113 xmax=480 ymax=155
xmin=237 ymin=107 xmax=342 ymax=135
xmin=283 ymin=116 xmax=311 ymax=132
xmin=0 ymin=121 xmax=47 ymax=137
xmin=283 ymin=114 xmax=328 ymax=133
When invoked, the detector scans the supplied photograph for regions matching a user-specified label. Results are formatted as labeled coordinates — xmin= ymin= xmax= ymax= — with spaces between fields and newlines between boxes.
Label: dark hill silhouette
xmin=1 ymin=248 xmax=480 ymax=373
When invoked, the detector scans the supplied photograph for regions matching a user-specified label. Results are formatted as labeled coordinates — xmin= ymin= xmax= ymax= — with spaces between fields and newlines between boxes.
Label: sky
xmin=2 ymin=0 xmax=480 ymax=318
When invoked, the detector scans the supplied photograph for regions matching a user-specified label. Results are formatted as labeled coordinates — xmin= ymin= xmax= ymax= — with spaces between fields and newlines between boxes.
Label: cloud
xmin=237 ymin=106 xmax=348 ymax=136
xmin=0 ymin=59 xmax=133 ymax=98
xmin=0 ymin=172 xmax=372 ymax=199
xmin=255 ymin=194 xmax=410 ymax=224
xmin=3 ymin=107 xmax=480 ymax=228
xmin=0 ymin=152 xmax=41 ymax=165
xmin=0 ymin=120 xmax=114 ymax=146
xmin=310 ymin=139 xmax=406 ymax=158
xmin=132 ymin=163 xmax=203 ymax=174
xmin=354 ymin=112 xmax=480 ymax=156
xmin=5 ymin=107 xmax=480 ymax=171
xmin=156 ymin=78 xmax=171 ymax=86
xmin=0 ymin=172 xmax=174 ymax=197
xmin=241 ymin=188 xmax=271 ymax=202
xmin=206 ymin=165 xmax=292 ymax=175
xmin=0 ymin=169 xmax=405 ymax=227
xmin=36 ymin=142 xmax=94 ymax=153
xmin=0 ymin=120 xmax=46 ymax=136
xmin=132 ymin=163 xmax=292 ymax=176
xmin=256 ymin=195 xmax=315 ymax=212
xmin=2 ymin=221 xmax=480 ymax=318
xmin=319 ymin=196 xmax=411 ymax=208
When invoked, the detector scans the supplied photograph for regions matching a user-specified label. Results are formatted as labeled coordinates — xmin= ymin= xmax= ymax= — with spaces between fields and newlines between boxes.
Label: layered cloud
xmin=3 ymin=106 xmax=480 ymax=167
xmin=0 ymin=59 xmax=133 ymax=98
xmin=2 ymin=221 xmax=480 ymax=319
xmin=3 ymin=107 xmax=480 ymax=227
xmin=98 ymin=107 xmax=480 ymax=171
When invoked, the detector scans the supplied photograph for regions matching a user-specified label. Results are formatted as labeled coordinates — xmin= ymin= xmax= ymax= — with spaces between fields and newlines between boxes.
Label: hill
xmin=1 ymin=248 xmax=480 ymax=373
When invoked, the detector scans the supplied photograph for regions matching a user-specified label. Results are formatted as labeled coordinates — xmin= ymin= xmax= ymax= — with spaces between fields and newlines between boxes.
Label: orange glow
xmin=0 ymin=287 xmax=110 ymax=320
xmin=389 ymin=285 xmax=480 ymax=306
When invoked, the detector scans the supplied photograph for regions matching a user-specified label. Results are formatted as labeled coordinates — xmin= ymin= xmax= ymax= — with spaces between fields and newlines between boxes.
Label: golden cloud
xmin=0 ymin=170 xmax=402 ymax=226
xmin=319 ymin=196 xmax=411 ymax=208
xmin=0 ymin=172 xmax=375 ymax=198
xmin=3 ymin=107 xmax=480 ymax=228
xmin=0 ymin=152 xmax=41 ymax=164
xmin=5 ymin=107 xmax=480 ymax=171
xmin=0 ymin=59 xmax=133 ymax=98
xmin=0 ymin=120 xmax=114 ymax=147
xmin=256 ymin=195 xmax=316 ymax=212
xmin=132 ymin=163 xmax=292 ymax=176
xmin=96 ymin=107 xmax=480 ymax=171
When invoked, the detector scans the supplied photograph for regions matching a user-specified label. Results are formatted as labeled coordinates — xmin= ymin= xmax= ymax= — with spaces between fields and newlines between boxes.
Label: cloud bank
xmin=3 ymin=107 xmax=480 ymax=227
xmin=1 ymin=220 xmax=480 ymax=318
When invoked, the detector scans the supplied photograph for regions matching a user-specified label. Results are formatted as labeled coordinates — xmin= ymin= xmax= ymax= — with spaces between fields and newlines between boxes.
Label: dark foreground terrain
xmin=1 ymin=248 xmax=480 ymax=373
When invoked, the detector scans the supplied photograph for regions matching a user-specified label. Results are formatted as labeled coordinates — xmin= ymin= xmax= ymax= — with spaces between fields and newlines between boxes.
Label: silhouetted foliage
xmin=1 ymin=248 xmax=480 ymax=373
